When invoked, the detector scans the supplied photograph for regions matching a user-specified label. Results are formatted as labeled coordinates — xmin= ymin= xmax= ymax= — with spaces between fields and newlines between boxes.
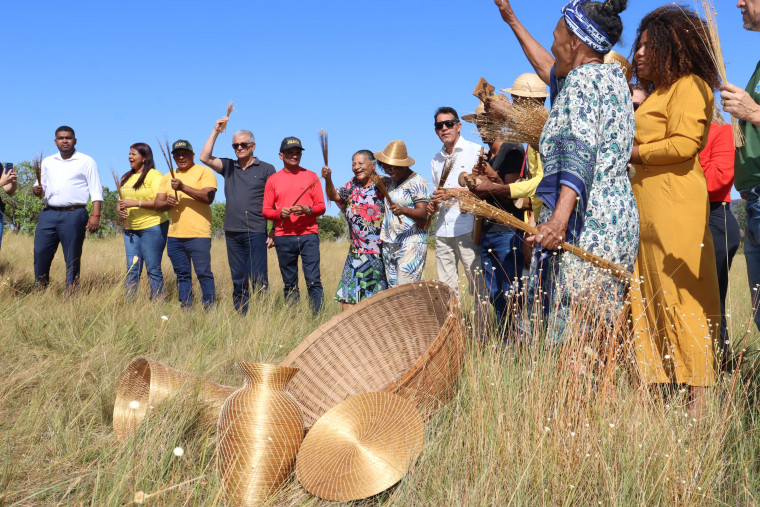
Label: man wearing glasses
xmin=155 ymin=140 xmax=218 ymax=309
xmin=429 ymin=106 xmax=487 ymax=337
xmin=200 ymin=117 xmax=276 ymax=314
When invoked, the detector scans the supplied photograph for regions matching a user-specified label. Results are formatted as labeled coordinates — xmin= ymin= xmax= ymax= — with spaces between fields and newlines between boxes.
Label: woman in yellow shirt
xmin=117 ymin=143 xmax=169 ymax=298
xmin=628 ymin=6 xmax=721 ymax=417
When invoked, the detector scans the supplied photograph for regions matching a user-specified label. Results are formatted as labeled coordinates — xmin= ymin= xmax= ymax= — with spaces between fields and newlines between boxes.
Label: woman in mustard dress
xmin=629 ymin=6 xmax=722 ymax=415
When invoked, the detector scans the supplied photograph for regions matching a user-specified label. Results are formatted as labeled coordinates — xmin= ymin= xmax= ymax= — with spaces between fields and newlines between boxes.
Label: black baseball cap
xmin=279 ymin=137 xmax=305 ymax=152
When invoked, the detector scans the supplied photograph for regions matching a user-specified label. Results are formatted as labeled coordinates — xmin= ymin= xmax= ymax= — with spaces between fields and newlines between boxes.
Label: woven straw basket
xmin=281 ymin=281 xmax=464 ymax=429
xmin=113 ymin=357 xmax=237 ymax=441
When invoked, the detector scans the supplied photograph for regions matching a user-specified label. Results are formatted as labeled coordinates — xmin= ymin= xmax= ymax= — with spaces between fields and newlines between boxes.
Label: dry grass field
xmin=1 ymin=232 xmax=760 ymax=505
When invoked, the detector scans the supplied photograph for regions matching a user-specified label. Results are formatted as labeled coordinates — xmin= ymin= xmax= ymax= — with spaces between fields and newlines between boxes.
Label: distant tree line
xmin=1 ymin=160 xmax=347 ymax=240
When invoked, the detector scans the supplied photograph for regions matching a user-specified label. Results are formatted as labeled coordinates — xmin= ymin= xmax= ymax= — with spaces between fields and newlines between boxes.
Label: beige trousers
xmin=435 ymin=233 xmax=487 ymax=337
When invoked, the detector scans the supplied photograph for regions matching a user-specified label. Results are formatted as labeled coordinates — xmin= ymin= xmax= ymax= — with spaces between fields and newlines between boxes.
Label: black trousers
xmin=708 ymin=202 xmax=741 ymax=360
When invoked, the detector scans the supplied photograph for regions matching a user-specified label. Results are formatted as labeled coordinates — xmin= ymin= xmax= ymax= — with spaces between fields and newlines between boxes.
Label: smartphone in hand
xmin=3 ymin=163 xmax=12 ymax=174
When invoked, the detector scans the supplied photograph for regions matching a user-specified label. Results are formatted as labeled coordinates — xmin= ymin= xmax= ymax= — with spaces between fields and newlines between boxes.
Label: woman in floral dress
xmin=524 ymin=0 xmax=639 ymax=342
xmin=323 ymin=150 xmax=388 ymax=310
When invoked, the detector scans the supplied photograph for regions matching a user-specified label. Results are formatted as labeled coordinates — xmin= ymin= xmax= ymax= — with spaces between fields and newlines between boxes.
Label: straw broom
xmin=695 ymin=0 xmax=744 ymax=146
xmin=219 ymin=101 xmax=235 ymax=133
xmin=156 ymin=138 xmax=178 ymax=199
xmin=319 ymin=130 xmax=328 ymax=166
xmin=33 ymin=151 xmax=43 ymax=186
xmin=497 ymin=99 xmax=550 ymax=151
xmin=370 ymin=173 xmax=402 ymax=224
xmin=449 ymin=192 xmax=633 ymax=281
xmin=112 ymin=169 xmax=123 ymax=199
xmin=423 ymin=155 xmax=457 ymax=230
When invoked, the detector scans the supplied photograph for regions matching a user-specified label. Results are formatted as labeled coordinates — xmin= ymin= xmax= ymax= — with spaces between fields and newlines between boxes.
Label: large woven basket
xmin=281 ymin=281 xmax=464 ymax=429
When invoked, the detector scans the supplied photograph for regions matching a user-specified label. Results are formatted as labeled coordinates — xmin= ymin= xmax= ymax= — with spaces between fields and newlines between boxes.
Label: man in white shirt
xmin=32 ymin=126 xmax=103 ymax=291
xmin=429 ymin=106 xmax=487 ymax=335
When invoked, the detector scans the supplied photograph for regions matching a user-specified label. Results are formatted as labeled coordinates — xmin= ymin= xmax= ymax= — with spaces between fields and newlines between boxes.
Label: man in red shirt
xmin=263 ymin=137 xmax=326 ymax=312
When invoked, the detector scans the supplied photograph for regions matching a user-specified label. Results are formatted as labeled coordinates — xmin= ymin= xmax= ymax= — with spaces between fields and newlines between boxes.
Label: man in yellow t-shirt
xmin=155 ymin=139 xmax=218 ymax=308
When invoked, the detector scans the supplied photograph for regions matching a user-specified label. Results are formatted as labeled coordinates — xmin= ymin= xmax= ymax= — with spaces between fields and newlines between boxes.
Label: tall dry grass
xmin=0 ymin=232 xmax=759 ymax=505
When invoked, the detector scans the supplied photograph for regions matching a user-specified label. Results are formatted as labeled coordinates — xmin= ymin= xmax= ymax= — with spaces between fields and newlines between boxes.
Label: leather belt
xmin=46 ymin=204 xmax=87 ymax=212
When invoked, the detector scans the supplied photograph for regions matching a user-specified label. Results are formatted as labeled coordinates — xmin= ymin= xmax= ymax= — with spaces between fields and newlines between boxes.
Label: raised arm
xmin=493 ymin=0 xmax=555 ymax=83
xmin=199 ymin=117 xmax=227 ymax=173
xmin=321 ymin=165 xmax=343 ymax=204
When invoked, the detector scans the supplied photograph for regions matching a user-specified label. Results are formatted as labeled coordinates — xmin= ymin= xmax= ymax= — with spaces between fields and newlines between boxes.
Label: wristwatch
xmin=306 ymin=206 xmax=313 ymax=215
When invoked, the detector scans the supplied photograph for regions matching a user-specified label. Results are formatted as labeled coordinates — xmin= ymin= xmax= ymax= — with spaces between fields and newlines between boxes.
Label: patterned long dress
xmin=526 ymin=63 xmax=640 ymax=343
xmin=334 ymin=177 xmax=389 ymax=304
xmin=380 ymin=172 xmax=430 ymax=287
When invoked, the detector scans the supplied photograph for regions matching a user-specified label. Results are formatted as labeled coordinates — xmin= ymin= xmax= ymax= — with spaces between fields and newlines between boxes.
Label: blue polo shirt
xmin=220 ymin=157 xmax=276 ymax=233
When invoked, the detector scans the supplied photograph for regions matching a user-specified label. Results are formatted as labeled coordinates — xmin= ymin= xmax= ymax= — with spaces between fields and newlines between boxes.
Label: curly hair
xmin=631 ymin=5 xmax=720 ymax=93
xmin=582 ymin=0 xmax=627 ymax=45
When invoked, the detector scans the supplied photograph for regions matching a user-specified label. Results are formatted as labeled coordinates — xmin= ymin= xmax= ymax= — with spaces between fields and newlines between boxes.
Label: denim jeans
xmin=225 ymin=231 xmax=268 ymax=314
xmin=481 ymin=229 xmax=524 ymax=335
xmin=33 ymin=207 xmax=89 ymax=289
xmin=273 ymin=233 xmax=323 ymax=313
xmin=166 ymin=237 xmax=215 ymax=308
xmin=708 ymin=202 xmax=741 ymax=357
xmin=743 ymin=192 xmax=760 ymax=331
xmin=124 ymin=221 xmax=169 ymax=299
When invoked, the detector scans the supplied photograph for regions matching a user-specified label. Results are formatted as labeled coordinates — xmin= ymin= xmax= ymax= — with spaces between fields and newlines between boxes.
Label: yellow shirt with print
xmin=508 ymin=147 xmax=544 ymax=218
xmin=158 ymin=164 xmax=217 ymax=238
xmin=122 ymin=169 xmax=168 ymax=230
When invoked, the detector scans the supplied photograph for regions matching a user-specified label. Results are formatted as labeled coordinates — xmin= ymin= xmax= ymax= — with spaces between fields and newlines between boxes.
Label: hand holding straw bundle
xmin=423 ymin=155 xmax=457 ymax=230
xmin=371 ymin=173 xmax=402 ymax=224
xmin=449 ymin=192 xmax=632 ymax=281
xmin=218 ymin=101 xmax=235 ymax=133
xmin=156 ymin=138 xmax=178 ymax=199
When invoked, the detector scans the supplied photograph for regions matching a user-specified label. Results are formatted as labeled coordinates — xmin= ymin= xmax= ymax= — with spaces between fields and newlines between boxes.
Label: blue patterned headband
xmin=562 ymin=0 xmax=614 ymax=54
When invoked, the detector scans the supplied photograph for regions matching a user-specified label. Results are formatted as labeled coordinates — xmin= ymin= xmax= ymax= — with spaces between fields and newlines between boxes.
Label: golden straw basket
xmin=113 ymin=357 xmax=237 ymax=441
xmin=281 ymin=281 xmax=464 ymax=429
xmin=296 ymin=392 xmax=425 ymax=501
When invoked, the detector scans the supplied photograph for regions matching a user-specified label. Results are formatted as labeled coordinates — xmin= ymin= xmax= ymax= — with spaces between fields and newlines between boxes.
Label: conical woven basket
xmin=281 ymin=281 xmax=464 ymax=429
xmin=113 ymin=357 xmax=237 ymax=441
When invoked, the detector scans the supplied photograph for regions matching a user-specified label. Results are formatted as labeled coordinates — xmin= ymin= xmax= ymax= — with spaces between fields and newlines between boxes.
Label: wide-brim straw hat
xmin=295 ymin=392 xmax=425 ymax=501
xmin=604 ymin=50 xmax=633 ymax=82
xmin=461 ymin=102 xmax=487 ymax=124
xmin=374 ymin=140 xmax=415 ymax=167
xmin=501 ymin=73 xmax=549 ymax=98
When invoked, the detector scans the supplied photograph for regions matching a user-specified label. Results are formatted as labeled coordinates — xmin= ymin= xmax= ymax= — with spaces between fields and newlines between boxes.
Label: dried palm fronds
xmin=219 ymin=101 xmax=235 ymax=133
xmin=423 ymin=155 xmax=458 ymax=230
xmin=111 ymin=169 xmax=123 ymax=199
xmin=319 ymin=130 xmax=328 ymax=166
xmin=292 ymin=179 xmax=318 ymax=207
xmin=449 ymin=192 xmax=632 ymax=281
xmin=33 ymin=151 xmax=43 ymax=185
xmin=371 ymin=173 xmax=401 ymax=224
xmin=156 ymin=137 xmax=178 ymax=199
xmin=695 ymin=0 xmax=744 ymax=146
xmin=497 ymin=99 xmax=550 ymax=150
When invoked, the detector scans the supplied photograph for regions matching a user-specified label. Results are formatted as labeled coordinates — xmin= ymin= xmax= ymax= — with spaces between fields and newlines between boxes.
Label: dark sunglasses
xmin=434 ymin=119 xmax=459 ymax=130
xmin=379 ymin=162 xmax=400 ymax=174
xmin=232 ymin=142 xmax=253 ymax=150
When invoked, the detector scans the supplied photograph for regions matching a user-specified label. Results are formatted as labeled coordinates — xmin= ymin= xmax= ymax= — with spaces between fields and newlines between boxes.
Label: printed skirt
xmin=334 ymin=251 xmax=388 ymax=304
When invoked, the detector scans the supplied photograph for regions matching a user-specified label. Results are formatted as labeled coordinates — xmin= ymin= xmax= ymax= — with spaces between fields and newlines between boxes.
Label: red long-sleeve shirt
xmin=699 ymin=123 xmax=735 ymax=203
xmin=262 ymin=166 xmax=326 ymax=236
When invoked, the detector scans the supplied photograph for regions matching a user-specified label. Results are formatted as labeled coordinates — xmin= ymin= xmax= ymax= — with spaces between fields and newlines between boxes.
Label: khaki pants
xmin=435 ymin=233 xmax=487 ymax=337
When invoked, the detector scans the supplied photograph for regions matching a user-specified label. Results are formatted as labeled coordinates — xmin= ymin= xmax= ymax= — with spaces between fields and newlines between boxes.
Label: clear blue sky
xmin=2 ymin=0 xmax=755 ymax=211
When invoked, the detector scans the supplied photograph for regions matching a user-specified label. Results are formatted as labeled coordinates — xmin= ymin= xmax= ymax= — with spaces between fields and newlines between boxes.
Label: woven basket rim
xmin=281 ymin=281 xmax=456 ymax=368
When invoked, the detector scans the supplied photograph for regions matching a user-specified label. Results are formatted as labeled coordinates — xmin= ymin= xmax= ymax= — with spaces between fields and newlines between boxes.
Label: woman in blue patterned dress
xmin=524 ymin=0 xmax=639 ymax=342
xmin=323 ymin=150 xmax=388 ymax=310
xmin=375 ymin=140 xmax=430 ymax=287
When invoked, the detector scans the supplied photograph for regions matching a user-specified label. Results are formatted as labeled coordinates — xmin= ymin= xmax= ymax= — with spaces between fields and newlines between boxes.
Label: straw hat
xmin=501 ymin=73 xmax=549 ymax=98
xmin=461 ymin=102 xmax=487 ymax=124
xmin=604 ymin=50 xmax=633 ymax=82
xmin=374 ymin=140 xmax=415 ymax=167
xmin=295 ymin=392 xmax=425 ymax=501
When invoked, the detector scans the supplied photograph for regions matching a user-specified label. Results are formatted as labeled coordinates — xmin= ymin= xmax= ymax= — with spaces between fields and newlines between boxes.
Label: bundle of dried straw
xmin=423 ymin=155 xmax=457 ymax=230
xmin=319 ymin=129 xmax=328 ymax=166
xmin=156 ymin=138 xmax=178 ymax=199
xmin=449 ymin=192 xmax=632 ymax=281
xmin=371 ymin=173 xmax=401 ymax=223
xmin=219 ymin=101 xmax=235 ymax=133
xmin=111 ymin=169 xmax=123 ymax=199
xmin=496 ymin=99 xmax=550 ymax=150
xmin=695 ymin=0 xmax=744 ymax=146
xmin=33 ymin=151 xmax=43 ymax=186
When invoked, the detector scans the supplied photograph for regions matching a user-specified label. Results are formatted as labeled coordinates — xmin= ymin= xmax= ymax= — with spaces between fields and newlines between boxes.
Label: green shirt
xmin=736 ymin=60 xmax=760 ymax=191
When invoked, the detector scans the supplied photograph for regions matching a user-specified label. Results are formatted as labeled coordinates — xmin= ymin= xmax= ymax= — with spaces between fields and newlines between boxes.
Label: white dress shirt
xmin=41 ymin=151 xmax=103 ymax=206
xmin=431 ymin=136 xmax=482 ymax=237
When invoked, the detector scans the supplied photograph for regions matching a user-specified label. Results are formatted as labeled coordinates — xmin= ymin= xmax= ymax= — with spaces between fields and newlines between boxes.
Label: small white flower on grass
xmin=664 ymin=354 xmax=671 ymax=359
xmin=570 ymin=432 xmax=576 ymax=437
xmin=609 ymin=423 xmax=615 ymax=429
xmin=569 ymin=484 xmax=575 ymax=489
xmin=544 ymin=426 xmax=550 ymax=432
xmin=129 ymin=400 xmax=140 ymax=410
xmin=161 ymin=315 xmax=169 ymax=321
xmin=134 ymin=491 xmax=146 ymax=504
xmin=698 ymin=487 xmax=702 ymax=491
xmin=173 ymin=446 xmax=184 ymax=457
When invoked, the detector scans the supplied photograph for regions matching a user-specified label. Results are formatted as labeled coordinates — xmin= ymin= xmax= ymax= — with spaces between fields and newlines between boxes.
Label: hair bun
xmin=603 ymin=0 xmax=627 ymax=15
